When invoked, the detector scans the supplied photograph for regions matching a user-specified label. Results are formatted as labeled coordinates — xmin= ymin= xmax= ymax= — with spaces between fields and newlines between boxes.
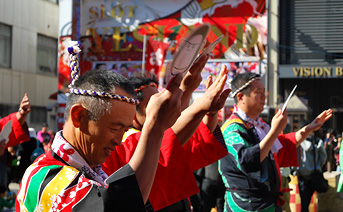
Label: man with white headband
xmin=219 ymin=72 xmax=332 ymax=211
xmin=16 ymin=42 xmax=185 ymax=211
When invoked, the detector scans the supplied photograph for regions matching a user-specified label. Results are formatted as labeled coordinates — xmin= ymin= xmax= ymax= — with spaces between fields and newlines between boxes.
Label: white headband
xmin=230 ymin=77 xmax=261 ymax=98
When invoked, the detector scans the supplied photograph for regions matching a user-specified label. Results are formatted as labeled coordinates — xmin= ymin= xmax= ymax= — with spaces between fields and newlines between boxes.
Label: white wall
xmin=0 ymin=0 xmax=59 ymax=130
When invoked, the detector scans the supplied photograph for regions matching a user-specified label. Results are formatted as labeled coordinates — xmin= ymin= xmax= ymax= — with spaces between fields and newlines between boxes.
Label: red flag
xmin=145 ymin=38 xmax=169 ymax=76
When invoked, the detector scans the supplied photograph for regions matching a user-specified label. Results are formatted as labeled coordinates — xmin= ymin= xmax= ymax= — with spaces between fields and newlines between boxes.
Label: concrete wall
xmin=0 ymin=0 xmax=58 ymax=130
xmin=266 ymin=0 xmax=279 ymax=107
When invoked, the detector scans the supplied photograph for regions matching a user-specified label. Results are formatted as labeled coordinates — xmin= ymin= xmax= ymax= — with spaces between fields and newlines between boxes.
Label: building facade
xmin=0 ymin=0 xmax=59 ymax=131
xmin=279 ymin=0 xmax=343 ymax=133
xmin=65 ymin=0 xmax=268 ymax=129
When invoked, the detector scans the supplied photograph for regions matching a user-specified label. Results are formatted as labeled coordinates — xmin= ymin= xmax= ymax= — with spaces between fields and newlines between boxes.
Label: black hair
xmin=65 ymin=70 xmax=136 ymax=121
xmin=231 ymin=72 xmax=261 ymax=103
xmin=95 ymin=63 xmax=106 ymax=70
xmin=128 ymin=77 xmax=158 ymax=113
xmin=120 ymin=63 xmax=128 ymax=70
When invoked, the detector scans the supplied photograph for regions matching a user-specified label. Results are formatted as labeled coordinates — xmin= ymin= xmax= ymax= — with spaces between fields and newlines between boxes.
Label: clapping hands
xmin=195 ymin=64 xmax=231 ymax=114
xmin=146 ymin=74 xmax=183 ymax=131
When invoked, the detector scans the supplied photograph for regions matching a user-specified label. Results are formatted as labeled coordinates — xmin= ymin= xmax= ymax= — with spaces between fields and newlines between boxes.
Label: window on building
xmin=30 ymin=106 xmax=48 ymax=125
xmin=0 ymin=23 xmax=12 ymax=68
xmin=37 ymin=34 xmax=58 ymax=75
xmin=0 ymin=104 xmax=16 ymax=119
xmin=279 ymin=0 xmax=343 ymax=65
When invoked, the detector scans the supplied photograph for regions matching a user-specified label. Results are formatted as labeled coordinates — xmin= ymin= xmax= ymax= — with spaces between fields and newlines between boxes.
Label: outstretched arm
xmin=129 ymin=74 xmax=183 ymax=203
xmin=172 ymin=65 xmax=231 ymax=146
xmin=259 ymin=109 xmax=332 ymax=162
xmin=259 ymin=109 xmax=288 ymax=161
xmin=178 ymin=53 xmax=219 ymax=133
xmin=201 ymin=75 xmax=219 ymax=132
xmin=295 ymin=109 xmax=332 ymax=146
xmin=179 ymin=53 xmax=209 ymax=110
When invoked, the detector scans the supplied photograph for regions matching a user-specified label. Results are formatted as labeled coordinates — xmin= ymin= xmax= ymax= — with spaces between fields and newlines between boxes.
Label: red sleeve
xmin=149 ymin=128 xmax=199 ymax=210
xmin=102 ymin=129 xmax=199 ymax=211
xmin=102 ymin=133 xmax=139 ymax=175
xmin=182 ymin=122 xmax=228 ymax=171
xmin=0 ymin=112 xmax=29 ymax=148
xmin=276 ymin=132 xmax=299 ymax=167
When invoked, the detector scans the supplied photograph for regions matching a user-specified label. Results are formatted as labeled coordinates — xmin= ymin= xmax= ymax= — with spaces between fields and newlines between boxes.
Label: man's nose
xmin=113 ymin=133 xmax=125 ymax=146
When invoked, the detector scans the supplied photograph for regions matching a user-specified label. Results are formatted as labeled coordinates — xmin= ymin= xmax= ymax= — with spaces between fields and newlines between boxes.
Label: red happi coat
xmin=102 ymin=122 xmax=228 ymax=211
xmin=0 ymin=112 xmax=29 ymax=148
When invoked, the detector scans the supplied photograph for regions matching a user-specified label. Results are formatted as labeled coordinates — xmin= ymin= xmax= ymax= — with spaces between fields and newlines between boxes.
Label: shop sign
xmin=279 ymin=65 xmax=343 ymax=78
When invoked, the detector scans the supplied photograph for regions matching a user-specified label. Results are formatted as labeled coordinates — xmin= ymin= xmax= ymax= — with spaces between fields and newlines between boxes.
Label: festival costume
xmin=0 ymin=112 xmax=29 ymax=148
xmin=16 ymin=131 xmax=147 ymax=212
xmin=102 ymin=121 xmax=228 ymax=211
xmin=219 ymin=110 xmax=298 ymax=212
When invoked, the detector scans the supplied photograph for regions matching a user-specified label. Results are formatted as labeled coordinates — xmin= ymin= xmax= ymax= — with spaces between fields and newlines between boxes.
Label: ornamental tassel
xmin=67 ymin=41 xmax=81 ymax=89
xmin=66 ymin=41 xmax=140 ymax=105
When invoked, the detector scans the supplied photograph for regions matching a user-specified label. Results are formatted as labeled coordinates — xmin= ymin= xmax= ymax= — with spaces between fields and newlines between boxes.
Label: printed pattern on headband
xmin=67 ymin=41 xmax=140 ymax=105
xmin=69 ymin=88 xmax=140 ymax=105
xmin=230 ymin=77 xmax=261 ymax=97
xmin=134 ymin=82 xmax=158 ymax=92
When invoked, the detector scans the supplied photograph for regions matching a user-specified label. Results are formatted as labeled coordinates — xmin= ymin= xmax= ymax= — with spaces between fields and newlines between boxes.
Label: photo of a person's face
xmin=120 ymin=64 xmax=129 ymax=78
xmin=95 ymin=63 xmax=107 ymax=71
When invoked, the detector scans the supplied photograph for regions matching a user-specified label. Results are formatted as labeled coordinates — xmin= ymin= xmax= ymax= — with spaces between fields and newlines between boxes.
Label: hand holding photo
xmin=193 ymin=35 xmax=223 ymax=64
xmin=281 ymin=85 xmax=297 ymax=114
xmin=163 ymin=23 xmax=211 ymax=88
xmin=170 ymin=23 xmax=210 ymax=75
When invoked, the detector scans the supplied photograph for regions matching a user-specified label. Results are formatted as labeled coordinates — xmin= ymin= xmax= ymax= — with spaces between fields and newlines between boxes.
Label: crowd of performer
xmin=0 ymin=41 xmax=338 ymax=212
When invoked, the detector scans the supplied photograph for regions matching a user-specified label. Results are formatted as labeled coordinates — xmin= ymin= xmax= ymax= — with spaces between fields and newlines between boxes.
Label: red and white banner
xmin=145 ymin=38 xmax=169 ymax=76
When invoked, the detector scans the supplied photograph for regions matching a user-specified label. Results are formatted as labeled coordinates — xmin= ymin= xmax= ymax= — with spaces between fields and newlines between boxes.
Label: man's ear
xmin=132 ymin=113 xmax=138 ymax=126
xmin=70 ymin=104 xmax=87 ymax=128
xmin=132 ymin=111 xmax=143 ymax=130
xmin=236 ymin=92 xmax=244 ymax=101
